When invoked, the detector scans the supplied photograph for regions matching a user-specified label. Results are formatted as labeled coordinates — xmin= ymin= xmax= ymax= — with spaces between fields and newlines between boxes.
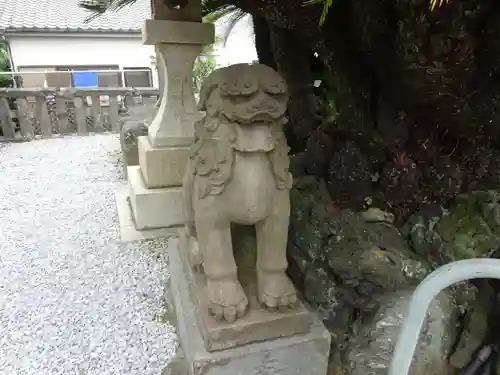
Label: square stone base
xmin=178 ymin=228 xmax=313 ymax=352
xmin=128 ymin=165 xmax=185 ymax=230
xmin=138 ymin=136 xmax=190 ymax=189
xmin=166 ymin=237 xmax=331 ymax=375
xmin=114 ymin=184 xmax=181 ymax=242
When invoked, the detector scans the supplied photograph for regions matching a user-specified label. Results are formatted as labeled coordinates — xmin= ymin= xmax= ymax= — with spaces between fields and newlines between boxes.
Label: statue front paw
xmin=257 ymin=271 xmax=298 ymax=312
xmin=206 ymin=278 xmax=248 ymax=323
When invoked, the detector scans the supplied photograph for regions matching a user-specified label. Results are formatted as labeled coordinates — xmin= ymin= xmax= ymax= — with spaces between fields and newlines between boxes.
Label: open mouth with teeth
xmin=224 ymin=105 xmax=287 ymax=125
xmin=230 ymin=114 xmax=280 ymax=125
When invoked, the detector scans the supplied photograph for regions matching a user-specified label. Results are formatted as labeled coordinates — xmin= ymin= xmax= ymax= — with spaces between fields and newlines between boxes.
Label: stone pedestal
xmin=120 ymin=121 xmax=148 ymax=179
xmin=137 ymin=136 xmax=190 ymax=189
xmin=165 ymin=236 xmax=331 ymax=375
xmin=120 ymin=14 xmax=214 ymax=233
xmin=127 ymin=166 xmax=184 ymax=229
xmin=178 ymin=228 xmax=313 ymax=352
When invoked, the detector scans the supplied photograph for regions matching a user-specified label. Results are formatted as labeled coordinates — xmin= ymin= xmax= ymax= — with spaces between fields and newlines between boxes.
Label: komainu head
xmin=197 ymin=63 xmax=289 ymax=125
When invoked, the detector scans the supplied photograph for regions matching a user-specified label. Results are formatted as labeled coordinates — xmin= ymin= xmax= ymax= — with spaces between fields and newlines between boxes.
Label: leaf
xmin=78 ymin=0 xmax=235 ymax=22
xmin=319 ymin=0 xmax=333 ymax=25
xmin=303 ymin=0 xmax=324 ymax=4
xmin=202 ymin=5 xmax=237 ymax=23
xmin=218 ymin=9 xmax=248 ymax=45
xmin=303 ymin=0 xmax=333 ymax=26
xmin=429 ymin=0 xmax=450 ymax=10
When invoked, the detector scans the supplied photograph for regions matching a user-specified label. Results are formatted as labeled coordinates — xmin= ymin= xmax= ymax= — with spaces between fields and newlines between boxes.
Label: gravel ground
xmin=0 ymin=134 xmax=176 ymax=375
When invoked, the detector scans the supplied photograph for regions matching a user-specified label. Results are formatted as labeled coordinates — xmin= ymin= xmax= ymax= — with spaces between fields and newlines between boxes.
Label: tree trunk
xmin=269 ymin=25 xmax=320 ymax=152
xmin=252 ymin=15 xmax=276 ymax=69
xmin=238 ymin=0 xmax=500 ymax=223
xmin=229 ymin=2 xmax=500 ymax=372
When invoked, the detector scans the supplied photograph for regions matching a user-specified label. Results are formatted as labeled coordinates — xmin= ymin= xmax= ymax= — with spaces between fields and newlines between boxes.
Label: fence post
xmin=73 ymin=96 xmax=88 ymax=135
xmin=0 ymin=87 xmax=159 ymax=140
xmin=0 ymin=97 xmax=16 ymax=139
xmin=35 ymin=96 xmax=52 ymax=138
xmin=15 ymin=98 xmax=34 ymax=140
xmin=55 ymin=96 xmax=70 ymax=134
xmin=90 ymin=94 xmax=104 ymax=132
xmin=109 ymin=95 xmax=120 ymax=132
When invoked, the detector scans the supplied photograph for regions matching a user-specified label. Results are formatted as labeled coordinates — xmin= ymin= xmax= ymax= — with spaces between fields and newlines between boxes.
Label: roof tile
xmin=0 ymin=0 xmax=151 ymax=32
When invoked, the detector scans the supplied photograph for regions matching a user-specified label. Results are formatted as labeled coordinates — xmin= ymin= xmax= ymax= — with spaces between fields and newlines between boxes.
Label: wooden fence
xmin=0 ymin=88 xmax=160 ymax=141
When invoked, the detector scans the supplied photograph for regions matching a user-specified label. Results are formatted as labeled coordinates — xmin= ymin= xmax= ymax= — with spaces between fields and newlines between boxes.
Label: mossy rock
xmin=344 ymin=289 xmax=458 ymax=375
xmin=288 ymin=176 xmax=431 ymax=310
xmin=403 ymin=190 xmax=500 ymax=267
xmin=287 ymin=175 xmax=434 ymax=368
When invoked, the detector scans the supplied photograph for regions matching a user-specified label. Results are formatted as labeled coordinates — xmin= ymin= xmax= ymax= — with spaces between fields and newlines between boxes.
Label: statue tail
xmin=182 ymin=159 xmax=203 ymax=267
xmin=182 ymin=158 xmax=195 ymax=236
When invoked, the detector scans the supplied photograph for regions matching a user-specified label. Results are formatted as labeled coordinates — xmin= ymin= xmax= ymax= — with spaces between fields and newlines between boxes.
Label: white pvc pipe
xmin=388 ymin=258 xmax=500 ymax=375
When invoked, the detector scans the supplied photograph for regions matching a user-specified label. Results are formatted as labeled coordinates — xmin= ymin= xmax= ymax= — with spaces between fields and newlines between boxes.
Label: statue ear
xmin=197 ymin=69 xmax=221 ymax=111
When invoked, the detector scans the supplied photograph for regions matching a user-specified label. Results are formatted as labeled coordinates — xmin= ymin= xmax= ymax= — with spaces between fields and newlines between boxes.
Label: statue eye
xmin=263 ymin=79 xmax=287 ymax=95
xmin=220 ymin=79 xmax=258 ymax=96
xmin=240 ymin=81 xmax=258 ymax=95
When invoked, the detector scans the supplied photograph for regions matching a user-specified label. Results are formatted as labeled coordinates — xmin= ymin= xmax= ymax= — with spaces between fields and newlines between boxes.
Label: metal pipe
xmin=463 ymin=346 xmax=493 ymax=375
xmin=388 ymin=259 xmax=500 ymax=375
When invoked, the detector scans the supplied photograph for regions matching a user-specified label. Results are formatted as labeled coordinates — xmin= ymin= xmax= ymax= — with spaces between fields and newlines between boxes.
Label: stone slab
xmin=166 ymin=237 xmax=331 ymax=375
xmin=138 ymin=136 xmax=190 ymax=188
xmin=177 ymin=227 xmax=313 ymax=353
xmin=128 ymin=165 xmax=186 ymax=230
xmin=114 ymin=184 xmax=181 ymax=242
xmin=142 ymin=19 xmax=215 ymax=45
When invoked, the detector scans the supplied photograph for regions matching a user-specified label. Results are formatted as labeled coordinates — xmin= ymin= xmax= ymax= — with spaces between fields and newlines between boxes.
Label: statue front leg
xmin=195 ymin=201 xmax=248 ymax=322
xmin=255 ymin=189 xmax=297 ymax=311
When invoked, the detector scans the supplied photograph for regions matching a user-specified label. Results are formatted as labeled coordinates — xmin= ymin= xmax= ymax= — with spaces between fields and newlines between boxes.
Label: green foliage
xmin=429 ymin=0 xmax=449 ymax=10
xmin=78 ymin=0 xmax=248 ymax=47
xmin=0 ymin=43 xmax=14 ymax=88
xmin=148 ymin=38 xmax=219 ymax=97
xmin=304 ymin=0 xmax=450 ymax=26
xmin=303 ymin=0 xmax=332 ymax=25
xmin=78 ymin=0 xmax=240 ymax=22
xmin=193 ymin=56 xmax=217 ymax=96
xmin=150 ymin=53 xmax=157 ymax=68
xmin=313 ymin=72 xmax=338 ymax=123
xmin=204 ymin=7 xmax=247 ymax=45
xmin=193 ymin=38 xmax=220 ymax=96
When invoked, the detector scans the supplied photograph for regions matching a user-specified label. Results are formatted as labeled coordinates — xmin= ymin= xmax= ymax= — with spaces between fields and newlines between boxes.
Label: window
xmin=46 ymin=71 xmax=72 ymax=88
xmin=17 ymin=66 xmax=50 ymax=88
xmin=15 ymin=65 xmax=153 ymax=88
xmin=55 ymin=65 xmax=122 ymax=87
xmin=123 ymin=67 xmax=153 ymax=88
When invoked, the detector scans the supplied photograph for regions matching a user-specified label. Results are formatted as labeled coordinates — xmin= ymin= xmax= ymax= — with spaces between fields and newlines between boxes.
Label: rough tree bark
xmin=251 ymin=15 xmax=276 ymax=69
xmin=238 ymin=0 xmax=500 ymax=223
xmin=252 ymin=15 xmax=321 ymax=152
xmin=269 ymin=25 xmax=320 ymax=151
xmin=228 ymin=1 xmax=500 ymax=371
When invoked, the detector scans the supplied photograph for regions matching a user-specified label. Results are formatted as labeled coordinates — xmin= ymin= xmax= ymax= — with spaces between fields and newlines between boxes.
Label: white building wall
xmin=9 ymin=35 xmax=154 ymax=70
xmin=8 ymin=34 xmax=159 ymax=86
xmin=7 ymin=16 xmax=258 ymax=88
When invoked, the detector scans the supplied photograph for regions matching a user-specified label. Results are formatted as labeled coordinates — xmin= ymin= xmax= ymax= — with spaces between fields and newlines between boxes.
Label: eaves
xmin=3 ymin=27 xmax=142 ymax=39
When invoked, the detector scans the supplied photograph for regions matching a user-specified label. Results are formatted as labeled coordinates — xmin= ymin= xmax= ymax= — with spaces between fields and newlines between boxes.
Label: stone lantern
xmin=124 ymin=0 xmax=214 ymax=233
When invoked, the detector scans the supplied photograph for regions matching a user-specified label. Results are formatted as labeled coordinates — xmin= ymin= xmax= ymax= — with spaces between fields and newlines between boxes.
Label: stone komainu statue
xmin=182 ymin=63 xmax=298 ymax=323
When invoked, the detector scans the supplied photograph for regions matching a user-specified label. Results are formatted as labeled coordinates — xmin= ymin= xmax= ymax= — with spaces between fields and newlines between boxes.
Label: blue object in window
xmin=72 ymin=71 xmax=98 ymax=88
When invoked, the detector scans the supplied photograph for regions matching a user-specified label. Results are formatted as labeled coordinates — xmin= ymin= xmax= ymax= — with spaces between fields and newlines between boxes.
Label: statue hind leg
xmin=194 ymin=201 xmax=249 ymax=322
xmin=255 ymin=189 xmax=297 ymax=311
